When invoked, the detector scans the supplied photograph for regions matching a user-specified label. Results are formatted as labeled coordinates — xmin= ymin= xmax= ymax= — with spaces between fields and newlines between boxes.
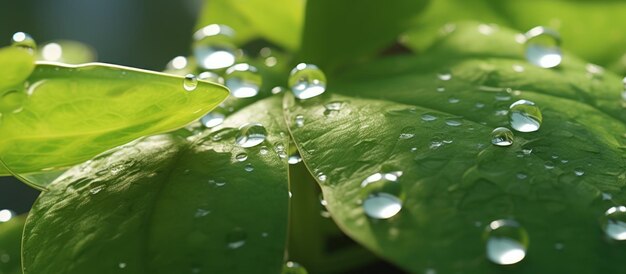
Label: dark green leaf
xmin=22 ymin=96 xmax=289 ymax=274
xmin=285 ymin=22 xmax=626 ymax=273
xmin=0 ymin=215 xmax=26 ymax=274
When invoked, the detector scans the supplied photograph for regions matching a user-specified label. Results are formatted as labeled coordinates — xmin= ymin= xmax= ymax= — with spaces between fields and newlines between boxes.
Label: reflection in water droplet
xmin=491 ymin=127 xmax=514 ymax=147
xmin=603 ymin=206 xmax=626 ymax=241
xmin=295 ymin=115 xmax=305 ymax=127
xmin=193 ymin=24 xmax=237 ymax=70
xmin=0 ymin=209 xmax=15 ymax=222
xmin=317 ymin=172 xmax=327 ymax=182
xmin=509 ymin=100 xmax=542 ymax=132
xmin=399 ymin=127 xmax=415 ymax=139
xmin=225 ymin=63 xmax=262 ymax=98
xmin=11 ymin=32 xmax=36 ymax=50
xmin=226 ymin=228 xmax=247 ymax=249
xmin=198 ymin=71 xmax=224 ymax=85
xmin=235 ymin=123 xmax=267 ymax=148
xmin=524 ymin=26 xmax=562 ymax=68
xmin=282 ymin=261 xmax=308 ymax=274
xmin=484 ymin=219 xmax=528 ymax=265
xmin=235 ymin=153 xmax=248 ymax=162
xmin=183 ymin=74 xmax=198 ymax=91
xmin=289 ymin=63 xmax=327 ymax=99
xmin=361 ymin=172 xmax=404 ymax=219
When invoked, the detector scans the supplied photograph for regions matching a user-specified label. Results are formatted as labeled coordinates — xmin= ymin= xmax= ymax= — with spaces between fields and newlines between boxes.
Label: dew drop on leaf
xmin=244 ymin=163 xmax=254 ymax=172
xmin=360 ymin=172 xmax=404 ymax=219
xmin=509 ymin=99 xmax=542 ymax=132
xmin=491 ymin=127 xmax=514 ymax=147
xmin=288 ymin=151 xmax=302 ymax=165
xmin=484 ymin=219 xmax=528 ymax=265
xmin=524 ymin=26 xmax=562 ymax=68
xmin=235 ymin=123 xmax=267 ymax=148
xmin=602 ymin=206 xmax=626 ymax=241
xmin=183 ymin=74 xmax=198 ymax=91
xmin=226 ymin=228 xmax=247 ymax=249
xmin=192 ymin=24 xmax=237 ymax=70
xmin=11 ymin=31 xmax=36 ymax=50
xmin=235 ymin=153 xmax=248 ymax=162
xmin=294 ymin=115 xmax=305 ymax=127
xmin=399 ymin=127 xmax=416 ymax=139
xmin=289 ymin=63 xmax=327 ymax=99
xmin=225 ymin=63 xmax=262 ymax=98
xmin=421 ymin=113 xmax=437 ymax=121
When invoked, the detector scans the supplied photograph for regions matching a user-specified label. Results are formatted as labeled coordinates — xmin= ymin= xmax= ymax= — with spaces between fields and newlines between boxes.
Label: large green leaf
xmin=298 ymin=0 xmax=429 ymax=72
xmin=285 ymin=22 xmax=626 ymax=273
xmin=196 ymin=0 xmax=304 ymax=50
xmin=0 ymin=215 xmax=25 ymax=274
xmin=0 ymin=62 xmax=229 ymax=183
xmin=22 ymin=96 xmax=289 ymax=274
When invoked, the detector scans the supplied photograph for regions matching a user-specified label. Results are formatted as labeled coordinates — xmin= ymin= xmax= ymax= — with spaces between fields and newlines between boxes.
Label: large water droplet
xmin=183 ymin=74 xmax=198 ymax=91
xmin=491 ymin=127 xmax=514 ymax=147
xmin=289 ymin=63 xmax=327 ymax=99
xmin=226 ymin=228 xmax=247 ymax=249
xmin=193 ymin=24 xmax=237 ymax=70
xmin=225 ymin=63 xmax=262 ymax=98
xmin=0 ymin=209 xmax=15 ymax=222
xmin=361 ymin=172 xmax=404 ymax=219
xmin=603 ymin=206 xmax=626 ymax=241
xmin=484 ymin=219 xmax=528 ymax=265
xmin=509 ymin=100 xmax=542 ymax=132
xmin=11 ymin=32 xmax=36 ymax=50
xmin=235 ymin=123 xmax=266 ymax=148
xmin=524 ymin=26 xmax=562 ymax=68
xmin=282 ymin=261 xmax=308 ymax=274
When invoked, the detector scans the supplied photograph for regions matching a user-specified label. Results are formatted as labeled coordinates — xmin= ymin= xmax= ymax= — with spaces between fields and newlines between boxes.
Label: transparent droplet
xmin=484 ymin=219 xmax=528 ymax=265
xmin=544 ymin=161 xmax=555 ymax=169
xmin=200 ymin=110 xmax=226 ymax=128
xmin=193 ymin=24 xmax=236 ymax=70
xmin=244 ymin=163 xmax=254 ymax=172
xmin=445 ymin=119 xmax=462 ymax=127
xmin=317 ymin=172 xmax=327 ymax=182
xmin=118 ymin=262 xmax=127 ymax=269
xmin=226 ymin=228 xmax=247 ymax=249
xmin=235 ymin=153 xmax=248 ymax=162
xmin=11 ymin=32 xmax=36 ymax=50
xmin=282 ymin=261 xmax=308 ymax=274
xmin=361 ymin=172 xmax=404 ymax=219
xmin=448 ymin=97 xmax=460 ymax=104
xmin=509 ymin=100 xmax=542 ymax=132
xmin=89 ymin=185 xmax=105 ymax=195
xmin=491 ymin=127 xmax=514 ymax=147
xmin=524 ymin=26 xmax=562 ymax=68
xmin=0 ymin=209 xmax=15 ymax=222
xmin=421 ymin=114 xmax=437 ymax=121
xmin=0 ymin=89 xmax=27 ymax=113
xmin=225 ymin=63 xmax=262 ymax=98
xmin=323 ymin=101 xmax=343 ymax=115
xmin=183 ymin=74 xmax=198 ymax=91
xmin=288 ymin=151 xmax=302 ymax=165
xmin=437 ymin=70 xmax=452 ymax=81
xmin=603 ymin=206 xmax=626 ymax=241
xmin=271 ymin=86 xmax=285 ymax=94
xmin=295 ymin=115 xmax=305 ymax=127
xmin=574 ymin=168 xmax=585 ymax=176
xmin=198 ymin=71 xmax=224 ymax=85
xmin=289 ymin=63 xmax=327 ymax=99
xmin=235 ymin=123 xmax=267 ymax=148
xmin=399 ymin=127 xmax=415 ymax=139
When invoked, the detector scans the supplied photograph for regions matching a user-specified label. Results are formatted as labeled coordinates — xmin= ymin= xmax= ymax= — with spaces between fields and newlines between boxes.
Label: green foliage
xmin=0 ymin=216 xmax=25 ymax=274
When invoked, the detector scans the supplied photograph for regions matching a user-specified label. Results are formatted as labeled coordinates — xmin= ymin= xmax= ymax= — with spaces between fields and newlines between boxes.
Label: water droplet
xmin=295 ymin=115 xmax=305 ymax=127
xmin=436 ymin=86 xmax=445 ymax=92
xmin=437 ymin=70 xmax=452 ymax=81
xmin=448 ymin=97 xmax=460 ymax=104
xmin=524 ymin=26 xmax=562 ymax=68
xmin=193 ymin=24 xmax=237 ymax=70
xmin=399 ymin=127 xmax=415 ymax=139
xmin=235 ymin=123 xmax=267 ymax=148
xmin=226 ymin=228 xmax=247 ymax=249
xmin=317 ymin=172 xmax=327 ymax=182
xmin=244 ymin=163 xmax=254 ymax=172
xmin=602 ymin=192 xmax=613 ymax=201
xmin=491 ymin=127 xmax=514 ymax=147
xmin=544 ymin=161 xmax=555 ymax=169
xmin=195 ymin=208 xmax=211 ymax=217
xmin=225 ymin=63 xmax=261 ymax=98
xmin=509 ymin=100 xmax=542 ymax=132
xmin=200 ymin=111 xmax=226 ymax=128
xmin=289 ymin=63 xmax=327 ymax=99
xmin=516 ymin=172 xmax=528 ymax=180
xmin=0 ymin=89 xmax=26 ymax=113
xmin=282 ymin=261 xmax=308 ymax=274
xmin=421 ymin=113 xmax=437 ymax=121
xmin=361 ymin=172 xmax=404 ymax=219
xmin=445 ymin=119 xmax=462 ymax=127
xmin=603 ymin=206 xmax=626 ymax=241
xmin=259 ymin=146 xmax=269 ymax=155
xmin=288 ymin=152 xmax=302 ymax=165
xmin=89 ymin=185 xmax=105 ymax=195
xmin=484 ymin=219 xmax=528 ymax=265
xmin=235 ymin=153 xmax=248 ymax=162
xmin=183 ymin=74 xmax=198 ymax=91
xmin=198 ymin=71 xmax=224 ymax=85
xmin=0 ymin=209 xmax=15 ymax=222
xmin=11 ymin=32 xmax=36 ymax=50
xmin=323 ymin=101 xmax=343 ymax=115
xmin=118 ymin=262 xmax=127 ymax=269
xmin=574 ymin=168 xmax=585 ymax=176
xmin=271 ymin=86 xmax=285 ymax=94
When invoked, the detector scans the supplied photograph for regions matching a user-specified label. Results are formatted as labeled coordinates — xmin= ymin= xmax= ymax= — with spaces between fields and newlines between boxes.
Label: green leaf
xmin=298 ymin=0 xmax=429 ymax=72
xmin=285 ymin=22 xmax=626 ymax=273
xmin=22 ymin=96 xmax=289 ymax=274
xmin=196 ymin=0 xmax=304 ymax=51
xmin=0 ymin=62 xmax=229 ymax=183
xmin=0 ymin=215 xmax=26 ymax=274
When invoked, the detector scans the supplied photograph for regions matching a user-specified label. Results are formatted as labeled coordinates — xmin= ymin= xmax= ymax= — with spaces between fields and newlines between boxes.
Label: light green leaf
xmin=285 ymin=22 xmax=626 ymax=273
xmin=0 ymin=215 xmax=25 ymax=274
xmin=298 ymin=0 xmax=429 ymax=72
xmin=22 ymin=96 xmax=289 ymax=274
xmin=0 ymin=46 xmax=35 ymax=94
xmin=196 ymin=0 xmax=304 ymax=50
xmin=0 ymin=62 xmax=229 ymax=184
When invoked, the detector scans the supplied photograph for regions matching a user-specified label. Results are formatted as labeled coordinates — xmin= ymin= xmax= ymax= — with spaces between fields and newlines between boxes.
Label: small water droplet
xmin=225 ymin=63 xmax=262 ymax=98
xmin=118 ymin=262 xmax=127 ymax=269
xmin=478 ymin=24 xmax=495 ymax=35
xmin=437 ymin=70 xmax=452 ymax=81
xmin=11 ymin=32 xmax=36 ymax=50
xmin=544 ymin=161 xmax=555 ymax=169
xmin=226 ymin=228 xmax=247 ymax=249
xmin=361 ymin=172 xmax=404 ymax=219
xmin=448 ymin=97 xmax=460 ymax=104
xmin=516 ymin=172 xmax=528 ymax=180
xmin=200 ymin=110 xmax=226 ymax=128
xmin=524 ymin=26 xmax=562 ymax=68
xmin=195 ymin=208 xmax=211 ymax=217
xmin=198 ymin=71 xmax=224 ymax=85
xmin=491 ymin=127 xmax=514 ymax=147
xmin=436 ymin=86 xmax=445 ymax=92
xmin=244 ymin=163 xmax=254 ymax=172
xmin=193 ymin=24 xmax=237 ymax=69
xmin=0 ymin=209 xmax=15 ymax=222
xmin=259 ymin=146 xmax=269 ymax=155
xmin=235 ymin=153 xmax=248 ymax=162
xmin=235 ymin=123 xmax=267 ymax=148
xmin=317 ymin=172 xmax=327 ymax=182
xmin=282 ymin=261 xmax=308 ymax=274
xmin=323 ymin=101 xmax=343 ymax=115
xmin=294 ymin=115 xmax=305 ymax=127
xmin=288 ymin=151 xmax=302 ymax=165
xmin=0 ymin=252 xmax=10 ymax=263
xmin=183 ymin=74 xmax=198 ymax=91
xmin=602 ymin=192 xmax=613 ymax=201
xmin=289 ymin=63 xmax=327 ymax=99
xmin=574 ymin=168 xmax=585 ymax=176
xmin=554 ymin=242 xmax=565 ymax=250
xmin=445 ymin=119 xmax=462 ymax=127
xmin=484 ymin=219 xmax=528 ymax=265
xmin=271 ymin=86 xmax=285 ymax=94
xmin=89 ymin=185 xmax=105 ymax=195
xmin=509 ymin=100 xmax=542 ymax=132
xmin=603 ymin=206 xmax=626 ymax=241
xmin=421 ymin=113 xmax=437 ymax=121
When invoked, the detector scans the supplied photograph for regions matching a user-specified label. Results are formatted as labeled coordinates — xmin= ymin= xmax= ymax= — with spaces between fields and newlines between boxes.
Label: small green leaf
xmin=298 ymin=0 xmax=429 ymax=71
xmin=22 ymin=96 xmax=289 ymax=274
xmin=0 ymin=62 xmax=229 ymax=183
xmin=0 ymin=46 xmax=35 ymax=93
xmin=285 ymin=23 xmax=626 ymax=273
xmin=0 ymin=215 xmax=26 ymax=274
xmin=196 ymin=0 xmax=304 ymax=50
